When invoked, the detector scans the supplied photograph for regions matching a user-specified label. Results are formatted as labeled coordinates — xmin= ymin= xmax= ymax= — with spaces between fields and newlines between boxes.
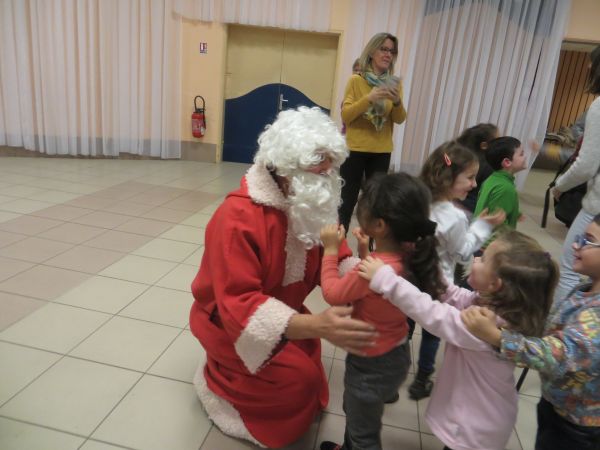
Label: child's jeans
xmin=342 ymin=342 xmax=411 ymax=450
xmin=536 ymin=397 xmax=600 ymax=450
xmin=408 ymin=318 xmax=440 ymax=374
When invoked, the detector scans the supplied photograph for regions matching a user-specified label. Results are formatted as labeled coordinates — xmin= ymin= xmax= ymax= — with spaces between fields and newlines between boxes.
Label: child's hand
xmin=461 ymin=306 xmax=502 ymax=347
xmin=352 ymin=227 xmax=370 ymax=259
xmin=478 ymin=208 xmax=506 ymax=227
xmin=528 ymin=139 xmax=541 ymax=155
xmin=357 ymin=256 xmax=386 ymax=281
xmin=320 ymin=224 xmax=345 ymax=255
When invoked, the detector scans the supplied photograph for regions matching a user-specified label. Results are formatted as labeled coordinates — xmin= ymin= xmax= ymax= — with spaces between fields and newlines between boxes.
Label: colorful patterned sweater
xmin=500 ymin=283 xmax=600 ymax=426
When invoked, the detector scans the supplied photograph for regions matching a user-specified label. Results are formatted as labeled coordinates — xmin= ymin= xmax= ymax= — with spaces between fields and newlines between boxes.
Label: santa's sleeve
xmin=206 ymin=200 xmax=297 ymax=375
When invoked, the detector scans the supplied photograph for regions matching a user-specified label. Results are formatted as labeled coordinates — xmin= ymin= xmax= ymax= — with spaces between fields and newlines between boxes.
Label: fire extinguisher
xmin=192 ymin=96 xmax=206 ymax=138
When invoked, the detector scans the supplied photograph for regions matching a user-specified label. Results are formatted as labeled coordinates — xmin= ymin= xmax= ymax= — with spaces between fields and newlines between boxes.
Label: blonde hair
xmin=357 ymin=33 xmax=398 ymax=75
xmin=483 ymin=231 xmax=558 ymax=336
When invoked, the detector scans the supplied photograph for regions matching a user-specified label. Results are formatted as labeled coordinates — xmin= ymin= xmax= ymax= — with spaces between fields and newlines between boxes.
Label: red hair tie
xmin=443 ymin=153 xmax=452 ymax=166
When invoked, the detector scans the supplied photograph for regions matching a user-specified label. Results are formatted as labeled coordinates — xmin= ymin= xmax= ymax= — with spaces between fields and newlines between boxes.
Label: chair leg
xmin=515 ymin=368 xmax=529 ymax=391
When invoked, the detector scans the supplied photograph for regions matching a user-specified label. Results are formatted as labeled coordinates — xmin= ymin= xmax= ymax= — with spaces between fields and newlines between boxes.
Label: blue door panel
xmin=223 ymin=83 xmax=330 ymax=163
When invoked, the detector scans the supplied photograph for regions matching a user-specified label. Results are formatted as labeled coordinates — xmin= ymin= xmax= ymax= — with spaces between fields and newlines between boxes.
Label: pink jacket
xmin=370 ymin=265 xmax=517 ymax=450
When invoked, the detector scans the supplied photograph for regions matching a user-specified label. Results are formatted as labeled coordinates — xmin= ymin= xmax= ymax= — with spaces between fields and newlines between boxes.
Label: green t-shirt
xmin=474 ymin=170 xmax=520 ymax=229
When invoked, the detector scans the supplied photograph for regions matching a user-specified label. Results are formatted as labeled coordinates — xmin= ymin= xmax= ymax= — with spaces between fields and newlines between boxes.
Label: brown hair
xmin=420 ymin=141 xmax=477 ymax=201
xmin=457 ymin=123 xmax=499 ymax=156
xmin=482 ymin=231 xmax=558 ymax=336
xmin=588 ymin=45 xmax=600 ymax=96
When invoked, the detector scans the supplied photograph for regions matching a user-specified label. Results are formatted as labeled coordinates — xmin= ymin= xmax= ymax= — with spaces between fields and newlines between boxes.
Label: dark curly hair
xmin=420 ymin=141 xmax=477 ymax=202
xmin=481 ymin=231 xmax=558 ymax=336
xmin=357 ymin=172 xmax=446 ymax=299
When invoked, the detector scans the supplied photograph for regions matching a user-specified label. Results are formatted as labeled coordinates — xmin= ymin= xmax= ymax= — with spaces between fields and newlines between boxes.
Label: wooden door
xmin=222 ymin=26 xmax=338 ymax=163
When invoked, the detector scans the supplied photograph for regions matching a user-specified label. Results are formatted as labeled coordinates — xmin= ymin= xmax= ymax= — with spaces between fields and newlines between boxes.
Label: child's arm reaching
xmin=461 ymin=305 xmax=600 ymax=377
xmin=358 ymin=257 xmax=491 ymax=351
xmin=320 ymin=224 xmax=370 ymax=305
xmin=443 ymin=208 xmax=505 ymax=263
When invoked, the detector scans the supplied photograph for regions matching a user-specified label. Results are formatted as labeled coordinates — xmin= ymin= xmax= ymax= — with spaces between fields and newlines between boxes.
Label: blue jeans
xmin=342 ymin=342 xmax=411 ymax=450
xmin=408 ymin=318 xmax=440 ymax=374
xmin=554 ymin=209 xmax=595 ymax=304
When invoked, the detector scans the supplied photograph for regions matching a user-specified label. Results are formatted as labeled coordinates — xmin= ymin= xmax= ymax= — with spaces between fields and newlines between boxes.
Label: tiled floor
xmin=0 ymin=157 xmax=566 ymax=450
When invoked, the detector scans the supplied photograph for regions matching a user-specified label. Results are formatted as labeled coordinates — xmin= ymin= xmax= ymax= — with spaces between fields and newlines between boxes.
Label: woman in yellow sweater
xmin=339 ymin=32 xmax=407 ymax=232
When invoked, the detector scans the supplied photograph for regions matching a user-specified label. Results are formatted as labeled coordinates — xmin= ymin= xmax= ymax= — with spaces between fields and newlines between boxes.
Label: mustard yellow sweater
xmin=341 ymin=74 xmax=407 ymax=153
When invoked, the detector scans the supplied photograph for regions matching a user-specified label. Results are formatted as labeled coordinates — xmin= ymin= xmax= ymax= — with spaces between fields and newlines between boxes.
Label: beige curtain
xmin=0 ymin=0 xmax=182 ymax=158
xmin=399 ymin=0 xmax=571 ymax=187
xmin=173 ymin=0 xmax=331 ymax=31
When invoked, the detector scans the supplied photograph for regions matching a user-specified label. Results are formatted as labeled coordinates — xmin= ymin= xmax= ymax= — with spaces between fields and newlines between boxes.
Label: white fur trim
xmin=283 ymin=231 xmax=307 ymax=286
xmin=234 ymin=298 xmax=297 ymax=374
xmin=245 ymin=164 xmax=287 ymax=210
xmin=193 ymin=364 xmax=264 ymax=447
xmin=338 ymin=256 xmax=360 ymax=277
xmin=246 ymin=163 xmax=308 ymax=287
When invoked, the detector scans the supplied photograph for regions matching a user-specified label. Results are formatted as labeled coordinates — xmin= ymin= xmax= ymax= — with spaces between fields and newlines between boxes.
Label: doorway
xmin=222 ymin=25 xmax=339 ymax=163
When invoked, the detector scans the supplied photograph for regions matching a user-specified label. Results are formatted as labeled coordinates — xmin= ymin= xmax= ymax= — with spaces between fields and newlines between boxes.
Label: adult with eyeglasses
xmin=552 ymin=45 xmax=600 ymax=303
xmin=338 ymin=32 xmax=407 ymax=234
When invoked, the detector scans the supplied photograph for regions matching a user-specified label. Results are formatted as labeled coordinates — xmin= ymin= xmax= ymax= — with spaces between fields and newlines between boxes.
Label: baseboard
xmin=0 ymin=142 xmax=218 ymax=162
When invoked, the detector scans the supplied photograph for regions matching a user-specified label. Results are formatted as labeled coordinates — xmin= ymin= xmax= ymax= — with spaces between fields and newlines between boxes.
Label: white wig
xmin=254 ymin=106 xmax=347 ymax=176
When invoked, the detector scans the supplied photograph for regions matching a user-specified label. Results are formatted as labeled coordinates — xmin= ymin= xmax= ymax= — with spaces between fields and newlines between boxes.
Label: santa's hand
xmin=318 ymin=305 xmax=378 ymax=355
xmin=357 ymin=256 xmax=386 ymax=281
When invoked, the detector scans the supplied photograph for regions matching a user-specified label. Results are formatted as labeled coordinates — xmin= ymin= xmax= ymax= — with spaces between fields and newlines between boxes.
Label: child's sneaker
xmin=408 ymin=369 xmax=434 ymax=400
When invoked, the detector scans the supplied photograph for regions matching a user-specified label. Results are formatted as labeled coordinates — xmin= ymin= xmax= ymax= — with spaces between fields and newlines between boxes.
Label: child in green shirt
xmin=474 ymin=137 xmax=528 ymax=231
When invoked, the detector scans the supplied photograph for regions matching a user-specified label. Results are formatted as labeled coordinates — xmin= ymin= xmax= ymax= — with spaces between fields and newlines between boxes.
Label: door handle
xmin=278 ymin=93 xmax=288 ymax=111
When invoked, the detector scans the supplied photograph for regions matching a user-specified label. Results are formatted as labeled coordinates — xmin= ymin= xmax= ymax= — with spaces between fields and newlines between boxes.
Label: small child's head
xmin=571 ymin=213 xmax=600 ymax=282
xmin=485 ymin=137 xmax=527 ymax=174
xmin=457 ymin=123 xmax=499 ymax=155
xmin=420 ymin=141 xmax=478 ymax=202
xmin=356 ymin=172 xmax=446 ymax=298
xmin=468 ymin=231 xmax=558 ymax=336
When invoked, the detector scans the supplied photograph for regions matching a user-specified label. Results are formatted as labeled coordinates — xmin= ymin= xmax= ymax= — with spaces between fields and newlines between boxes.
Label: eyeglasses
xmin=574 ymin=234 xmax=600 ymax=249
xmin=378 ymin=46 xmax=397 ymax=55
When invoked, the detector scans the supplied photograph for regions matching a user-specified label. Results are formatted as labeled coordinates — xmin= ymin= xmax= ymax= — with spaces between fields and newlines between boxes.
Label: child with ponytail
xmin=319 ymin=172 xmax=445 ymax=450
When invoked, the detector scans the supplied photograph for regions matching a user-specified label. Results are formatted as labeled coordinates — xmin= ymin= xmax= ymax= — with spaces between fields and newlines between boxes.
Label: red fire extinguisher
xmin=192 ymin=96 xmax=206 ymax=138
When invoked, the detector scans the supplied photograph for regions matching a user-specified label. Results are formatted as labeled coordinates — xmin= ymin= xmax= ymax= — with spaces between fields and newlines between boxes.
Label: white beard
xmin=286 ymin=170 xmax=342 ymax=249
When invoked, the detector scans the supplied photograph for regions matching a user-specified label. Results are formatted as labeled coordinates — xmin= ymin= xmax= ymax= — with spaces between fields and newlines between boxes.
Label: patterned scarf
xmin=363 ymin=70 xmax=399 ymax=131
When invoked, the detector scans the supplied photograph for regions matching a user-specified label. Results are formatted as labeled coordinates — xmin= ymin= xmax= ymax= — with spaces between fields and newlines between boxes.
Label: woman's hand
xmin=320 ymin=224 xmax=345 ymax=255
xmin=460 ymin=306 xmax=502 ymax=347
xmin=357 ymin=255 xmax=386 ymax=281
xmin=367 ymin=86 xmax=390 ymax=103
xmin=552 ymin=187 xmax=562 ymax=201
xmin=387 ymin=86 xmax=401 ymax=105
xmin=478 ymin=208 xmax=506 ymax=227
xmin=351 ymin=227 xmax=370 ymax=259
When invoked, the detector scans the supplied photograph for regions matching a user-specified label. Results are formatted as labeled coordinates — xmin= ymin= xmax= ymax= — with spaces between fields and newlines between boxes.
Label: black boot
xmin=408 ymin=368 xmax=434 ymax=400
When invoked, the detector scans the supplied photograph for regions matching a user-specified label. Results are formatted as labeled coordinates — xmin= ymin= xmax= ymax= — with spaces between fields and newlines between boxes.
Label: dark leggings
xmin=338 ymin=151 xmax=391 ymax=232
xmin=535 ymin=397 xmax=600 ymax=450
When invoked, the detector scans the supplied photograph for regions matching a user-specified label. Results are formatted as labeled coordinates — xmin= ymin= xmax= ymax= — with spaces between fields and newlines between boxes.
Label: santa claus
xmin=189 ymin=106 xmax=377 ymax=448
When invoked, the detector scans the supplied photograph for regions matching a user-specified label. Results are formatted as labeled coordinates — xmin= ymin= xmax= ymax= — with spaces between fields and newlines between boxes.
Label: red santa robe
xmin=189 ymin=164 xmax=354 ymax=448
